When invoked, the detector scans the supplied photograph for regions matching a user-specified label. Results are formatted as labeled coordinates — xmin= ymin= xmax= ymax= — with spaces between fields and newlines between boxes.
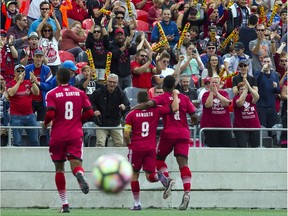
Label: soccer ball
xmin=93 ymin=154 xmax=133 ymax=194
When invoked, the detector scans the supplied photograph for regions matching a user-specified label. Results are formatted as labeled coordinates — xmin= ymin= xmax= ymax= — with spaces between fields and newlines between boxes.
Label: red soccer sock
xmin=131 ymin=181 xmax=141 ymax=206
xmin=73 ymin=166 xmax=84 ymax=176
xmin=156 ymin=160 xmax=169 ymax=178
xmin=55 ymin=172 xmax=68 ymax=205
xmin=180 ymin=166 xmax=192 ymax=192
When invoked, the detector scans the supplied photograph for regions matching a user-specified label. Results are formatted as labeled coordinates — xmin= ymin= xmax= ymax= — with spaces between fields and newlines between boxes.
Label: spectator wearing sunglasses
xmin=200 ymin=41 xmax=224 ymax=72
xmin=6 ymin=64 xmax=40 ymax=146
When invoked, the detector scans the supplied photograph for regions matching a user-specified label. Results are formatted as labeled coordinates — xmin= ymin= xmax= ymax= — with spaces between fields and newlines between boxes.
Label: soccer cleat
xmin=130 ymin=205 xmax=142 ymax=210
xmin=76 ymin=172 xmax=89 ymax=194
xmin=178 ymin=192 xmax=190 ymax=210
xmin=163 ymin=178 xmax=175 ymax=199
xmin=59 ymin=204 xmax=70 ymax=213
xmin=157 ymin=171 xmax=168 ymax=187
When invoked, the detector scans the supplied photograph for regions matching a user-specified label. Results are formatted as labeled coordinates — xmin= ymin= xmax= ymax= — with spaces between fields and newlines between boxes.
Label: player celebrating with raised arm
xmin=43 ymin=68 xmax=94 ymax=213
xmin=133 ymin=75 xmax=198 ymax=210
xmin=124 ymin=90 xmax=179 ymax=210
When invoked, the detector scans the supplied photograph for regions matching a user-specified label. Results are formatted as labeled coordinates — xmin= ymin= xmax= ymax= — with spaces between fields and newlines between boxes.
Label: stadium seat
xmin=272 ymin=124 xmax=283 ymax=146
xmin=124 ymin=87 xmax=142 ymax=99
xmin=76 ymin=51 xmax=88 ymax=62
xmin=58 ymin=50 xmax=75 ymax=62
xmin=136 ymin=10 xmax=148 ymax=22
xmin=82 ymin=18 xmax=93 ymax=30
xmin=136 ymin=20 xmax=150 ymax=32
xmin=128 ymin=98 xmax=138 ymax=107
xmin=83 ymin=122 xmax=96 ymax=147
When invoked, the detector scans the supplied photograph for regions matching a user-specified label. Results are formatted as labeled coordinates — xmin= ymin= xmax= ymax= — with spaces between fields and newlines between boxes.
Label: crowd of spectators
xmin=0 ymin=0 xmax=287 ymax=148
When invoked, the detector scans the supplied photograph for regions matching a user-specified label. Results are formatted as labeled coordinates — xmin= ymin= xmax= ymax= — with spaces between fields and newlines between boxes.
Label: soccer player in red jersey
xmin=124 ymin=90 xmax=179 ymax=210
xmin=133 ymin=75 xmax=198 ymax=210
xmin=43 ymin=68 xmax=94 ymax=213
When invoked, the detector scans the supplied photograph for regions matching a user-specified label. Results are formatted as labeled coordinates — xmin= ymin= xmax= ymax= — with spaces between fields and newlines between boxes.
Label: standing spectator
xmin=76 ymin=65 xmax=103 ymax=102
xmin=148 ymin=0 xmax=163 ymax=27
xmin=25 ymin=49 xmax=53 ymax=121
xmin=37 ymin=11 xmax=61 ymax=76
xmin=181 ymin=7 xmax=207 ymax=32
xmin=238 ymin=14 xmax=258 ymax=58
xmin=280 ymin=79 xmax=287 ymax=148
xmin=152 ymin=51 xmax=174 ymax=85
xmin=254 ymin=56 xmax=281 ymax=132
xmin=124 ymin=90 xmax=179 ymax=210
xmin=27 ymin=0 xmax=42 ymax=25
xmin=200 ymin=76 xmax=232 ymax=147
xmin=28 ymin=1 xmax=57 ymax=35
xmin=151 ymin=9 xmax=180 ymax=48
xmin=119 ymin=0 xmax=138 ymax=22
xmin=1 ymin=0 xmax=27 ymax=31
xmin=20 ymin=32 xmax=48 ymax=65
xmin=249 ymin=24 xmax=276 ymax=72
xmin=108 ymin=11 xmax=133 ymax=41
xmin=85 ymin=18 xmax=109 ymax=82
xmin=91 ymin=73 xmax=130 ymax=147
xmin=228 ymin=42 xmax=252 ymax=76
xmin=200 ymin=41 xmax=224 ymax=69
xmin=232 ymin=59 xmax=258 ymax=95
xmin=60 ymin=21 xmax=86 ymax=59
xmin=67 ymin=0 xmax=88 ymax=22
xmin=6 ymin=13 xmax=29 ymax=51
xmin=0 ymin=30 xmax=18 ymax=83
xmin=86 ymin=0 xmax=109 ymax=26
xmin=274 ymin=42 xmax=287 ymax=80
xmin=43 ymin=68 xmax=94 ymax=213
xmin=7 ymin=64 xmax=39 ymax=146
xmin=0 ymin=75 xmax=9 ymax=129
xmin=226 ymin=0 xmax=251 ymax=36
xmin=233 ymin=81 xmax=260 ymax=148
xmin=133 ymin=75 xmax=198 ymax=210
xmin=50 ymin=0 xmax=73 ymax=28
xmin=269 ymin=8 xmax=287 ymax=48
xmin=130 ymin=49 xmax=161 ymax=89
xmin=109 ymin=28 xmax=137 ymax=90
xmin=201 ymin=54 xmax=222 ymax=86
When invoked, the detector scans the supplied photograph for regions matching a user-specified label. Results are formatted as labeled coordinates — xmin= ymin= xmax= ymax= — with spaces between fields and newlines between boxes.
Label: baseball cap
xmin=34 ymin=49 xmax=44 ymax=55
xmin=14 ymin=64 xmax=25 ymax=71
xmin=0 ymin=29 xmax=7 ymax=37
xmin=28 ymin=32 xmax=39 ymax=39
xmin=115 ymin=28 xmax=125 ymax=35
xmin=204 ymin=77 xmax=211 ymax=84
xmin=239 ymin=59 xmax=249 ymax=66
xmin=234 ymin=42 xmax=244 ymax=51
xmin=62 ymin=60 xmax=78 ymax=71
xmin=6 ymin=1 xmax=17 ymax=7
xmin=190 ymin=7 xmax=198 ymax=15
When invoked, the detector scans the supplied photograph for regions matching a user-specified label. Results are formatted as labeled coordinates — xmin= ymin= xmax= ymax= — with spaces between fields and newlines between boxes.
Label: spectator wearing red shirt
xmin=131 ymin=49 xmax=161 ymax=89
xmin=67 ymin=0 xmax=88 ymax=22
xmin=133 ymin=0 xmax=153 ymax=11
xmin=7 ymin=64 xmax=40 ymax=146
xmin=148 ymin=0 xmax=163 ymax=27
xmin=233 ymin=81 xmax=260 ymax=148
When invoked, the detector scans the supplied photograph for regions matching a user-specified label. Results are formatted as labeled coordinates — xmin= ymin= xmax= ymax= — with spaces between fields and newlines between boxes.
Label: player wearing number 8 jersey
xmin=43 ymin=68 xmax=94 ymax=213
xmin=133 ymin=75 xmax=198 ymax=210
xmin=124 ymin=90 xmax=179 ymax=210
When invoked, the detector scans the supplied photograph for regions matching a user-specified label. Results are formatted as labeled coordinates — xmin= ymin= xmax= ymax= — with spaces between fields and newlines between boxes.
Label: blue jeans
xmin=10 ymin=114 xmax=39 ymax=146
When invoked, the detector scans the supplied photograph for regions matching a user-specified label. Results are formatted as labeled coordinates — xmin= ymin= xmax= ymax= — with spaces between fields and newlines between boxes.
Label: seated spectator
xmin=7 ymin=64 xmax=39 ymax=146
xmin=176 ymin=3 xmax=190 ymax=28
xmin=131 ymin=49 xmax=161 ymax=90
xmin=233 ymin=81 xmax=260 ymax=148
xmin=60 ymin=21 xmax=86 ymax=59
xmin=176 ymin=74 xmax=198 ymax=102
xmin=200 ymin=76 xmax=232 ymax=147
xmin=91 ymin=73 xmax=130 ymax=147
xmin=119 ymin=0 xmax=138 ymax=22
xmin=37 ymin=12 xmax=61 ymax=76
xmin=0 ymin=30 xmax=18 ymax=83
xmin=148 ymin=84 xmax=163 ymax=99
xmin=67 ymin=0 xmax=88 ymax=22
xmin=173 ymin=29 xmax=192 ymax=55
xmin=133 ymin=0 xmax=153 ymax=11
xmin=85 ymin=18 xmax=109 ymax=82
xmin=189 ymin=26 xmax=203 ymax=54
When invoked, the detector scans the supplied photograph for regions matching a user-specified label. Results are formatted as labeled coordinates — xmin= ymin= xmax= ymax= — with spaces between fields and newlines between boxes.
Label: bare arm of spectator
xmin=7 ymin=35 xmax=18 ymax=58
xmin=251 ymin=32 xmax=263 ymax=55
xmin=281 ymin=81 xmax=287 ymax=100
xmin=94 ymin=0 xmax=110 ymax=18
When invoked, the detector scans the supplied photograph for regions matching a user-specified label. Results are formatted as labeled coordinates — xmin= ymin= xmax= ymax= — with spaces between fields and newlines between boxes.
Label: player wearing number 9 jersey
xmin=124 ymin=90 xmax=179 ymax=210
xmin=132 ymin=75 xmax=198 ymax=210
xmin=43 ymin=68 xmax=94 ymax=213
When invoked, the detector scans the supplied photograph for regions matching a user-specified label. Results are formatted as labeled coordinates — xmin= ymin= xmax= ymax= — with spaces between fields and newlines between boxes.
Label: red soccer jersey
xmin=31 ymin=67 xmax=43 ymax=102
xmin=233 ymin=94 xmax=261 ymax=128
xmin=45 ymin=84 xmax=92 ymax=141
xmin=152 ymin=92 xmax=196 ymax=139
xmin=131 ymin=61 xmax=154 ymax=89
xmin=200 ymin=90 xmax=231 ymax=128
xmin=7 ymin=80 xmax=33 ymax=115
xmin=125 ymin=106 xmax=171 ymax=151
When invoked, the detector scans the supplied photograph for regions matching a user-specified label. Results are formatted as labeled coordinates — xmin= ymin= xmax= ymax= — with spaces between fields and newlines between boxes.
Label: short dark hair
xmin=15 ymin=13 xmax=25 ymax=22
xmin=248 ymin=14 xmax=258 ymax=25
xmin=137 ymin=90 xmax=149 ymax=103
xmin=115 ymin=10 xmax=125 ymax=17
xmin=56 ymin=68 xmax=70 ymax=84
xmin=136 ymin=49 xmax=147 ymax=57
xmin=39 ymin=1 xmax=50 ymax=9
xmin=163 ymin=75 xmax=175 ymax=90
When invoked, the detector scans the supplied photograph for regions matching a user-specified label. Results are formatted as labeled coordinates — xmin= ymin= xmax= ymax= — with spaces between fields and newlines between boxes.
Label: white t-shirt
xmin=39 ymin=37 xmax=61 ymax=66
